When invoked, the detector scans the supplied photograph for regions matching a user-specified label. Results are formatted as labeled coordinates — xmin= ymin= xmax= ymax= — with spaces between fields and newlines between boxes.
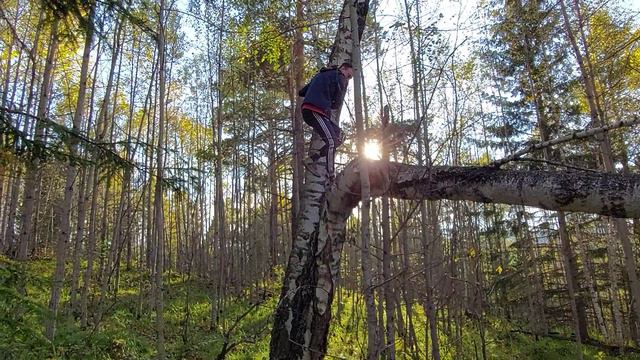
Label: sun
xmin=363 ymin=140 xmax=381 ymax=160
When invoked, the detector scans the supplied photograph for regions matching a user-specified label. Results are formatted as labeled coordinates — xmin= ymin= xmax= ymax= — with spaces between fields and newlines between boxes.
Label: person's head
xmin=339 ymin=62 xmax=353 ymax=80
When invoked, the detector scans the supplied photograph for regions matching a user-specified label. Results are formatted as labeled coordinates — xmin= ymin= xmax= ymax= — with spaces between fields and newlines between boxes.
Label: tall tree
xmin=350 ymin=3 xmax=378 ymax=358
xmin=290 ymin=0 xmax=305 ymax=245
xmin=153 ymin=0 xmax=168 ymax=356
xmin=17 ymin=14 xmax=60 ymax=261
xmin=45 ymin=0 xmax=96 ymax=340
xmin=270 ymin=1 xmax=369 ymax=358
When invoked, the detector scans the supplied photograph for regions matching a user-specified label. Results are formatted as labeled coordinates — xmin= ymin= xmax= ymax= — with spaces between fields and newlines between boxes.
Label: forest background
xmin=1 ymin=0 xmax=640 ymax=358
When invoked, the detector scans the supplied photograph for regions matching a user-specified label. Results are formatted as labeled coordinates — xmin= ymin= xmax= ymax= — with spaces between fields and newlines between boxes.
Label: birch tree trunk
xmin=3 ymin=166 xmax=20 ymax=256
xmin=0 ymin=172 xmax=5 ymax=253
xmin=270 ymin=1 xmax=369 ymax=358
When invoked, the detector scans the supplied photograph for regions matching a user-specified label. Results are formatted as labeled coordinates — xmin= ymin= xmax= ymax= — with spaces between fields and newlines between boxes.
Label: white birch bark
xmin=270 ymin=1 xmax=369 ymax=358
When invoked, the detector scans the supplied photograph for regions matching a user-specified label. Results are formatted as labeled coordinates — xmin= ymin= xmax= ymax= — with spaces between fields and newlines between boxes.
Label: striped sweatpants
xmin=302 ymin=109 xmax=343 ymax=177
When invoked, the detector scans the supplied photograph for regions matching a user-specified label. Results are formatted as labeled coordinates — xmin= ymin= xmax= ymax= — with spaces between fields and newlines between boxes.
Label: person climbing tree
xmin=298 ymin=62 xmax=353 ymax=180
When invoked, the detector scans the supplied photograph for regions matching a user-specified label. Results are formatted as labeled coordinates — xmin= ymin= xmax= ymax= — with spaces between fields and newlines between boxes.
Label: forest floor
xmin=1 ymin=256 xmax=639 ymax=360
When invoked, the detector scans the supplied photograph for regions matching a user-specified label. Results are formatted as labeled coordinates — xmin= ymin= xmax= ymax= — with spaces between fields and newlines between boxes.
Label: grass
xmin=1 ymin=256 xmax=639 ymax=359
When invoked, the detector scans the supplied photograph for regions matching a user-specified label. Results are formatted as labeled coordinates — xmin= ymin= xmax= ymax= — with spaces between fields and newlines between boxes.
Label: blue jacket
xmin=298 ymin=67 xmax=349 ymax=118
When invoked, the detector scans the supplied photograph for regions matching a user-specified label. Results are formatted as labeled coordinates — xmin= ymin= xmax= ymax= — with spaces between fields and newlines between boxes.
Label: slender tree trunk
xmin=208 ymin=0 xmax=227 ymax=327
xmin=399 ymin=209 xmax=418 ymax=358
xmin=45 ymin=3 xmax=95 ymax=339
xmin=291 ymin=0 xmax=305 ymax=244
xmin=3 ymin=171 xmax=21 ymax=256
xmin=0 ymin=172 xmax=5 ymax=253
xmin=269 ymin=115 xmax=278 ymax=270
xmin=606 ymin=232 xmax=625 ymax=346
xmin=81 ymin=16 xmax=122 ymax=327
xmin=349 ymin=6 xmax=378 ymax=358
xmin=576 ymin=224 xmax=608 ymax=338
xmin=154 ymin=0 xmax=167 ymax=357
xmin=372 ymin=201 xmax=385 ymax=354
xmin=18 ymin=17 xmax=60 ymax=261
xmin=558 ymin=215 xmax=584 ymax=359
xmin=402 ymin=0 xmax=441 ymax=355
xmin=124 ymin=32 xmax=144 ymax=274
xmin=380 ymin=106 xmax=395 ymax=359
xmin=69 ymin=166 xmax=88 ymax=315
xmin=98 ymin=35 xmax=128 ymax=301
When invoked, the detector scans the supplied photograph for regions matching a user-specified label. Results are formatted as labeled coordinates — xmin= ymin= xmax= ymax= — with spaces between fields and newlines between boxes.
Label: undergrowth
xmin=1 ymin=256 xmax=639 ymax=359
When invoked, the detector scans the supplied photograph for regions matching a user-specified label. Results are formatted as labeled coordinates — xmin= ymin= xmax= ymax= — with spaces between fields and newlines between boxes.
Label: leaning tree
xmin=269 ymin=1 xmax=640 ymax=358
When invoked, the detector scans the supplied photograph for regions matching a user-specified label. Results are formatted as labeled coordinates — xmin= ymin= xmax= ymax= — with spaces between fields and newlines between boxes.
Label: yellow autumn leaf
xmin=468 ymin=247 xmax=477 ymax=258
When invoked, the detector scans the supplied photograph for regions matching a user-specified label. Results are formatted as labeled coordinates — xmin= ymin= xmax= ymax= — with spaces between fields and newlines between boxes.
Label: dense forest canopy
xmin=0 ymin=0 xmax=639 ymax=359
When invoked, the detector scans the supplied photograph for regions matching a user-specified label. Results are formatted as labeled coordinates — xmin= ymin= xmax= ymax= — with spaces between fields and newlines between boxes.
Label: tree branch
xmin=491 ymin=115 xmax=640 ymax=168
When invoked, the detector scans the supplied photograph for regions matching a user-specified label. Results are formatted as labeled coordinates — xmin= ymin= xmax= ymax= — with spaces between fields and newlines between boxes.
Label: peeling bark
xmin=299 ymin=161 xmax=640 ymax=221
xmin=269 ymin=140 xmax=338 ymax=359
xmin=371 ymin=162 xmax=640 ymax=218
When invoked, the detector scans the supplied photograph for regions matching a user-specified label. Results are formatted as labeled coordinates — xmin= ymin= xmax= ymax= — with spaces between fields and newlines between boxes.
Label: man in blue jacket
xmin=298 ymin=62 xmax=353 ymax=180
